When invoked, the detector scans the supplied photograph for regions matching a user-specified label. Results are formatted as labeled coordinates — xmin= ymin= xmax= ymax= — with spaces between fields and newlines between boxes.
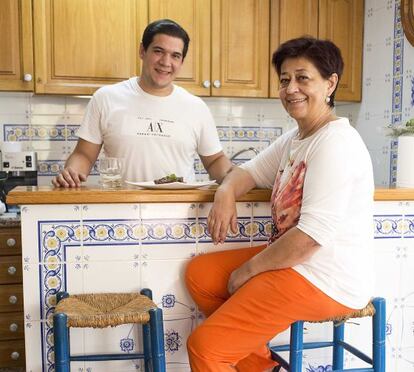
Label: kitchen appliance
xmin=0 ymin=150 xmax=38 ymax=213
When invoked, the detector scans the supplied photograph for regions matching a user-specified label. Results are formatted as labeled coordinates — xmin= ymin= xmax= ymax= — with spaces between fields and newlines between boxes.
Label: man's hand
xmin=207 ymin=188 xmax=238 ymax=244
xmin=52 ymin=167 xmax=87 ymax=188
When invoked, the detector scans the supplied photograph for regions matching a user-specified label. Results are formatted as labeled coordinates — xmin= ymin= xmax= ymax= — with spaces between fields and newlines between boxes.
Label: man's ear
xmin=139 ymin=43 xmax=145 ymax=59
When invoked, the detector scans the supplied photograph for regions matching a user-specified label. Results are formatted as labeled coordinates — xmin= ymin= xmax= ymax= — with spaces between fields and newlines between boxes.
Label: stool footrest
xmin=271 ymin=341 xmax=334 ymax=352
xmin=333 ymin=369 xmax=374 ymax=372
xmin=71 ymin=353 xmax=145 ymax=362
xmin=338 ymin=341 xmax=372 ymax=365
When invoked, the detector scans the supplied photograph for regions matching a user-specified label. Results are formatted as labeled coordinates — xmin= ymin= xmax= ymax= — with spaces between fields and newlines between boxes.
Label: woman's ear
xmin=327 ymin=73 xmax=339 ymax=96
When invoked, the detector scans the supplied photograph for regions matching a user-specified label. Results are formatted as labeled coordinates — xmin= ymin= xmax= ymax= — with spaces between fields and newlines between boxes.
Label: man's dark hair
xmin=272 ymin=36 xmax=344 ymax=107
xmin=142 ymin=19 xmax=190 ymax=59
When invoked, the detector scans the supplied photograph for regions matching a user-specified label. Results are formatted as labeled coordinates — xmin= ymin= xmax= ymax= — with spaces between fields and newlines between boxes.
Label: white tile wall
xmin=1 ymin=0 xmax=414 ymax=187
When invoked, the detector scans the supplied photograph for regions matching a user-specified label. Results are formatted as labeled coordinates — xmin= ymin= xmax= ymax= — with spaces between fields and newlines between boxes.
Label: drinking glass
xmin=98 ymin=157 xmax=123 ymax=188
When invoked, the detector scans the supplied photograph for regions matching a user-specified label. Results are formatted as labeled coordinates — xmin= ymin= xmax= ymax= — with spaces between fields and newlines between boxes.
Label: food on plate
xmin=154 ymin=174 xmax=184 ymax=184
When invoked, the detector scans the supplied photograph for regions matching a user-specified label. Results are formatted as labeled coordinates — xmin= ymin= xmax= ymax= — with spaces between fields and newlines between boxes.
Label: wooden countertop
xmin=6 ymin=185 xmax=272 ymax=204
xmin=6 ymin=186 xmax=414 ymax=205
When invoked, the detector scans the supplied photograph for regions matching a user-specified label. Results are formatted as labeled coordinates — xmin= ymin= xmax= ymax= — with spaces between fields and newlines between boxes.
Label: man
xmin=52 ymin=19 xmax=232 ymax=187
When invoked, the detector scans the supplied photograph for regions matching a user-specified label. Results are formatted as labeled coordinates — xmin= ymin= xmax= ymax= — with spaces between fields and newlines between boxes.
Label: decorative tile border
xmin=403 ymin=215 xmax=414 ymax=238
xmin=217 ymin=125 xmax=282 ymax=144
xmin=3 ymin=124 xmax=79 ymax=141
xmin=37 ymin=215 xmax=253 ymax=371
xmin=37 ymin=160 xmax=99 ymax=177
xmin=373 ymin=214 xmax=404 ymax=238
xmin=390 ymin=0 xmax=405 ymax=185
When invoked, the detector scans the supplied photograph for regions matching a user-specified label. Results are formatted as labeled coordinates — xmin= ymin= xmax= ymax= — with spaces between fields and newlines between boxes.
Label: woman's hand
xmin=207 ymin=188 xmax=238 ymax=244
xmin=227 ymin=263 xmax=253 ymax=295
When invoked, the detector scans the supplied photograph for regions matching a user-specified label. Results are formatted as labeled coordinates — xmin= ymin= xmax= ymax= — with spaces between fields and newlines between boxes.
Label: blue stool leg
xmin=149 ymin=308 xmax=166 ymax=372
xmin=53 ymin=313 xmax=70 ymax=372
xmin=332 ymin=322 xmax=345 ymax=370
xmin=372 ymin=297 xmax=386 ymax=372
xmin=290 ymin=321 xmax=304 ymax=372
xmin=140 ymin=288 xmax=153 ymax=371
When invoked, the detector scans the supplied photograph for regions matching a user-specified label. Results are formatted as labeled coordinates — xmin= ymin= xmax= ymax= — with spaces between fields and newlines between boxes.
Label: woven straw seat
xmin=270 ymin=297 xmax=386 ymax=372
xmin=310 ymin=300 xmax=376 ymax=324
xmin=54 ymin=292 xmax=157 ymax=328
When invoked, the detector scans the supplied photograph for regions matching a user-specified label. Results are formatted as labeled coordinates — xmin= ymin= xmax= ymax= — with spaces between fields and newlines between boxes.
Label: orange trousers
xmin=185 ymin=244 xmax=356 ymax=372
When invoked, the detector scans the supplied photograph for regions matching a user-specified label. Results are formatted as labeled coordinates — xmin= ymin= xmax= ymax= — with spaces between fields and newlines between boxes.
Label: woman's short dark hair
xmin=142 ymin=19 xmax=190 ymax=59
xmin=272 ymin=36 xmax=344 ymax=107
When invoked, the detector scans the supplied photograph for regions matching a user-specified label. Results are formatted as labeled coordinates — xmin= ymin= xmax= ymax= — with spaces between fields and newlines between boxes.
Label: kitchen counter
xmin=6 ymin=185 xmax=271 ymax=204
xmin=6 ymin=185 xmax=414 ymax=205
xmin=7 ymin=185 xmax=413 ymax=372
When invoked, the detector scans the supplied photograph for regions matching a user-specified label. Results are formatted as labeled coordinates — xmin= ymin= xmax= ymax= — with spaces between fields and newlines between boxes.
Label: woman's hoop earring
xmin=325 ymin=96 xmax=331 ymax=104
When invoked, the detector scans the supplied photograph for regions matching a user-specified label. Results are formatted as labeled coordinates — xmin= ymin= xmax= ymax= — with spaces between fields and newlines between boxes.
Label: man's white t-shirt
xmin=242 ymin=118 xmax=374 ymax=309
xmin=77 ymin=77 xmax=222 ymax=182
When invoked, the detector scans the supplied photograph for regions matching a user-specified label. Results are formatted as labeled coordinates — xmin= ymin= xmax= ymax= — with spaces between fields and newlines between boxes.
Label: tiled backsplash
xmin=1 ymin=0 xmax=414 ymax=188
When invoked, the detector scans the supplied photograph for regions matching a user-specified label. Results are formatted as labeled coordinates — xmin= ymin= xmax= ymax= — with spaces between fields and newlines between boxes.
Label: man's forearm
xmin=65 ymin=152 xmax=94 ymax=176
xmin=205 ymin=154 xmax=233 ymax=183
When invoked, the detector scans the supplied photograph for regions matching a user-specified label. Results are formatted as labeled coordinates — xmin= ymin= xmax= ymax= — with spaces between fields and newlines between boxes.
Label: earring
xmin=325 ymin=96 xmax=331 ymax=103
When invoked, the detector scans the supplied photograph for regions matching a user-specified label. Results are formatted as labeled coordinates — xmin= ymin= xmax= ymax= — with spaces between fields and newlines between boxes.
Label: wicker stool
xmin=53 ymin=288 xmax=166 ymax=372
xmin=270 ymin=297 xmax=386 ymax=372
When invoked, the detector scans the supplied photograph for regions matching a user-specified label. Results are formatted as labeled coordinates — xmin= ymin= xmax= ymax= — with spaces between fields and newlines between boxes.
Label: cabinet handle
xmin=9 ymin=323 xmax=18 ymax=332
xmin=23 ymin=73 xmax=32 ymax=82
xmin=9 ymin=295 xmax=18 ymax=304
xmin=7 ymin=238 xmax=16 ymax=247
xmin=10 ymin=351 xmax=20 ymax=360
xmin=8 ymin=266 xmax=17 ymax=275
xmin=202 ymin=80 xmax=211 ymax=88
xmin=213 ymin=80 xmax=221 ymax=88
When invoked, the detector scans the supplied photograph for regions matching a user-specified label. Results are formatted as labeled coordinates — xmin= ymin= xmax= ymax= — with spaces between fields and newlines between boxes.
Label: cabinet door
xmin=319 ymin=0 xmax=363 ymax=101
xmin=211 ymin=0 xmax=270 ymax=97
xmin=33 ymin=0 xmax=148 ymax=95
xmin=269 ymin=0 xmax=318 ymax=97
xmin=148 ymin=0 xmax=211 ymax=96
xmin=0 ymin=0 xmax=34 ymax=91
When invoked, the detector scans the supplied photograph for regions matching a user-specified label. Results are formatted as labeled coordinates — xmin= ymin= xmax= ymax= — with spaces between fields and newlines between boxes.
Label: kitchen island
xmin=6 ymin=186 xmax=414 ymax=372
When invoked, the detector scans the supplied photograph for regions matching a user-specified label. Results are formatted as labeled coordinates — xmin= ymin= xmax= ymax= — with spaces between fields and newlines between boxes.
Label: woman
xmin=185 ymin=37 xmax=374 ymax=372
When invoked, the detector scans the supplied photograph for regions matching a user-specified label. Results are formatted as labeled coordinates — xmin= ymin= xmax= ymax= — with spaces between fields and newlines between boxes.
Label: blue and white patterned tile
xmin=140 ymin=204 xmax=197 ymax=260
xmin=397 ymin=303 xmax=414 ymax=371
xmin=82 ymin=260 xmax=141 ymax=293
xmin=29 ymin=95 xmax=66 ymax=115
xmin=373 ymin=202 xmax=404 ymax=239
xmin=231 ymin=98 xmax=267 ymax=119
xmin=252 ymin=202 xmax=273 ymax=244
xmin=203 ymin=97 xmax=231 ymax=117
xmin=196 ymin=202 xmax=253 ymax=254
xmin=23 ymin=320 xmax=43 ymax=372
xmin=20 ymin=204 xmax=82 ymax=264
xmin=140 ymin=203 xmax=196 ymax=220
xmin=22 ymin=263 xmax=42 ymax=321
xmin=65 ymin=96 xmax=90 ymax=115
xmin=163 ymin=314 xmax=194 ymax=370
xmin=82 ymin=324 xmax=142 ymax=371
xmin=0 ymin=92 xmax=30 ymax=114
xmin=142 ymin=259 xmax=195 ymax=317
xmin=228 ymin=140 xmax=261 ymax=165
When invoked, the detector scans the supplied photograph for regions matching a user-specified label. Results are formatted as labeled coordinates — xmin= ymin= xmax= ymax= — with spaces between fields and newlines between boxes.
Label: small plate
xmin=125 ymin=180 xmax=217 ymax=190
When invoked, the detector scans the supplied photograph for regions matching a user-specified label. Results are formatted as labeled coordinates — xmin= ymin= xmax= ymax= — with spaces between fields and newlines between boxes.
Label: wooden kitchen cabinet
xmin=148 ymin=0 xmax=211 ymax=96
xmin=149 ymin=0 xmax=270 ymax=97
xmin=0 ymin=224 xmax=25 ymax=368
xmin=270 ymin=0 xmax=363 ymax=101
xmin=33 ymin=0 xmax=148 ymax=94
xmin=0 ymin=0 xmax=34 ymax=92
xmin=318 ymin=0 xmax=363 ymax=101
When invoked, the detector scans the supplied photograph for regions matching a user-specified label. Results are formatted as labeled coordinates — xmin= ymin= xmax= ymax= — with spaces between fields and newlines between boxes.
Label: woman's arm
xmin=208 ymin=167 xmax=257 ymax=244
xmin=228 ymin=226 xmax=320 ymax=294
